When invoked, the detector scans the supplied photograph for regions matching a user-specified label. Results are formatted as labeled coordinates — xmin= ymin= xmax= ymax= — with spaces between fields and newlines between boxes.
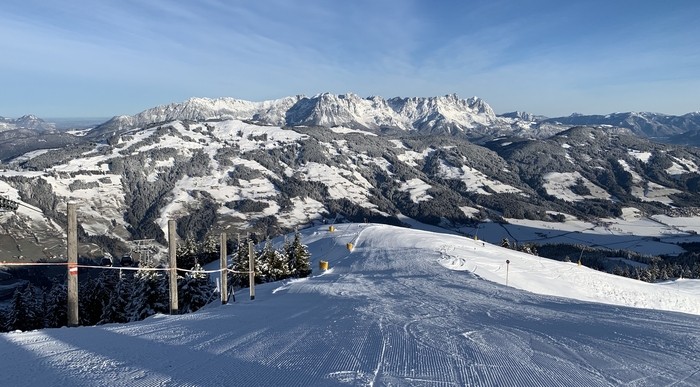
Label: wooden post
xmin=66 ymin=202 xmax=79 ymax=327
xmin=220 ymin=232 xmax=228 ymax=304
xmin=248 ymin=240 xmax=255 ymax=300
xmin=168 ymin=219 xmax=178 ymax=315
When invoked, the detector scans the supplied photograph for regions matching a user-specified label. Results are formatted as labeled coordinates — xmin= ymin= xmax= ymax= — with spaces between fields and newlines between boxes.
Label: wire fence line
xmin=0 ymin=261 xmax=253 ymax=274
xmin=1 ymin=204 xmax=259 ymax=327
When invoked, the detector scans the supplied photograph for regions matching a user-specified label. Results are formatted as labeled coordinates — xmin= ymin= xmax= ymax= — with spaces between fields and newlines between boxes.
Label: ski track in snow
xmin=2 ymin=223 xmax=700 ymax=386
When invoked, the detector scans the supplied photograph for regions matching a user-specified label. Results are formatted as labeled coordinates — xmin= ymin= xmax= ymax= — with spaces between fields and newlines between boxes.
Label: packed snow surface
xmin=2 ymin=224 xmax=699 ymax=386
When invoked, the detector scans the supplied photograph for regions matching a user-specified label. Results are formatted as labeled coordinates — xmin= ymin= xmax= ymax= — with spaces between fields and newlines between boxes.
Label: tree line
xmin=0 ymin=231 xmax=312 ymax=332
xmin=533 ymin=243 xmax=700 ymax=282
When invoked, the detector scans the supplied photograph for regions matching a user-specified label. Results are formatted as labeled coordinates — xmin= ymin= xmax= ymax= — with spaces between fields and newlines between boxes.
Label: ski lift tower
xmin=133 ymin=239 xmax=157 ymax=265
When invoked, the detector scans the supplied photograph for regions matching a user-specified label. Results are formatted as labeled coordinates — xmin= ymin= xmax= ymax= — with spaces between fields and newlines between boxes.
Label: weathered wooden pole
xmin=66 ymin=202 xmax=79 ymax=327
xmin=168 ymin=219 xmax=178 ymax=315
xmin=248 ymin=240 xmax=255 ymax=300
xmin=220 ymin=232 xmax=228 ymax=304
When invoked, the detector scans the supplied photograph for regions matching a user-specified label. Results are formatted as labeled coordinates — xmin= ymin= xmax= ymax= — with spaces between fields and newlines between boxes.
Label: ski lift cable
xmin=15 ymin=201 xmax=43 ymax=213
xmin=0 ymin=195 xmax=44 ymax=214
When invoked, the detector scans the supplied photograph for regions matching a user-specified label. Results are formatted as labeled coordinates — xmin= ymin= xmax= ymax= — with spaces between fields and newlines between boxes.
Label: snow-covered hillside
xmin=6 ymin=116 xmax=700 ymax=264
xmin=2 ymin=224 xmax=698 ymax=386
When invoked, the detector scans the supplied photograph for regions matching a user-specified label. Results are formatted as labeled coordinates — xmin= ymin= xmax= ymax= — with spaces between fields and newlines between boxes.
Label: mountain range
xmin=87 ymin=93 xmax=504 ymax=140
xmin=89 ymin=94 xmax=700 ymax=142
xmin=2 ymin=93 xmax=700 ymax=263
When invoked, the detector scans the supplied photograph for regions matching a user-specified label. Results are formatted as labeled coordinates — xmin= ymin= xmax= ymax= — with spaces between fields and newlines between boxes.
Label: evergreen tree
xmin=199 ymin=233 xmax=220 ymax=265
xmin=256 ymin=243 xmax=270 ymax=283
xmin=125 ymin=264 xmax=169 ymax=322
xmin=8 ymin=284 xmax=44 ymax=331
xmin=44 ymin=281 xmax=67 ymax=328
xmin=177 ymin=236 xmax=199 ymax=270
xmin=232 ymin=235 xmax=251 ymax=287
xmin=260 ymin=238 xmax=290 ymax=282
xmin=79 ymin=277 xmax=97 ymax=325
xmin=0 ymin=306 xmax=8 ymax=332
xmin=286 ymin=231 xmax=312 ymax=278
xmin=178 ymin=263 xmax=216 ymax=314
xmin=25 ymin=283 xmax=46 ymax=330
xmin=80 ymin=273 xmax=116 ymax=326
xmin=7 ymin=288 xmax=26 ymax=331
xmin=501 ymin=238 xmax=510 ymax=248
xmin=23 ymin=283 xmax=46 ymax=329
xmin=101 ymin=271 xmax=135 ymax=324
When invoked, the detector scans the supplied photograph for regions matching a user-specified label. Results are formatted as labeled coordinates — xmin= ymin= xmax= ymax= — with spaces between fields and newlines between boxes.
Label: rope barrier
xmin=0 ymin=261 xmax=254 ymax=274
xmin=0 ymin=262 xmax=72 ymax=267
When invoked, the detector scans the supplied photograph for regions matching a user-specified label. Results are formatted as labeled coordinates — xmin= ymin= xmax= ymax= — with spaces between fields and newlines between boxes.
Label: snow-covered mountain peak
xmin=0 ymin=114 xmax=56 ymax=132
xmin=88 ymin=93 xmax=510 ymax=139
xmin=284 ymin=92 xmax=409 ymax=129
xmin=386 ymin=94 xmax=501 ymax=134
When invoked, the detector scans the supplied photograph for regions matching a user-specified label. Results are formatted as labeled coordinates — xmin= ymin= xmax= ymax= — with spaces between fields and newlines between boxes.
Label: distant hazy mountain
xmin=0 ymin=115 xmax=56 ymax=132
xmin=543 ymin=112 xmax=700 ymax=141
xmin=498 ymin=111 xmax=548 ymax=122
xmin=49 ymin=117 xmax=110 ymax=131
xmin=0 ymin=114 xmax=83 ymax=162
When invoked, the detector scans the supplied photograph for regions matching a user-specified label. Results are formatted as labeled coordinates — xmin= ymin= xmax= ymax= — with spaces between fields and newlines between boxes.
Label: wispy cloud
xmin=0 ymin=0 xmax=698 ymax=116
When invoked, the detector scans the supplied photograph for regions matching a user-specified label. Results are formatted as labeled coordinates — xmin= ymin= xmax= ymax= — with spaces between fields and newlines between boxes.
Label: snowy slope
xmin=2 ymin=224 xmax=699 ymax=386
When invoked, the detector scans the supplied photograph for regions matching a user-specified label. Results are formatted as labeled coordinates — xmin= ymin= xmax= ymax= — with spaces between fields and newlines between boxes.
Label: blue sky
xmin=1 ymin=0 xmax=698 ymax=117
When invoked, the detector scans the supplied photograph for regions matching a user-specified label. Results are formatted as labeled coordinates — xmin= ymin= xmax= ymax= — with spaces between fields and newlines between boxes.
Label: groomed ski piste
xmin=2 ymin=223 xmax=700 ymax=386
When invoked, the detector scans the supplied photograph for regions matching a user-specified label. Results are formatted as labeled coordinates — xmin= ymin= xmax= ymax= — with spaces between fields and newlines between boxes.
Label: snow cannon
xmin=319 ymin=260 xmax=329 ymax=270
xmin=346 ymin=242 xmax=353 ymax=251
xmin=329 ymin=225 xmax=335 ymax=232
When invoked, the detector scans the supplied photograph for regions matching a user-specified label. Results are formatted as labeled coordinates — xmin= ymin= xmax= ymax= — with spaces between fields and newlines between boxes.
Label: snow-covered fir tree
xmin=44 ymin=280 xmax=67 ymax=328
xmin=200 ymin=233 xmax=220 ymax=265
xmin=8 ymin=283 xmax=44 ymax=331
xmin=232 ymin=235 xmax=251 ymax=287
xmin=80 ymin=271 xmax=119 ymax=326
xmin=178 ymin=262 xmax=216 ymax=314
xmin=177 ymin=235 xmax=200 ymax=270
xmin=286 ymin=231 xmax=312 ymax=278
xmin=101 ymin=271 xmax=135 ymax=324
xmin=259 ymin=237 xmax=290 ymax=282
xmin=125 ymin=264 xmax=169 ymax=322
xmin=7 ymin=289 xmax=26 ymax=331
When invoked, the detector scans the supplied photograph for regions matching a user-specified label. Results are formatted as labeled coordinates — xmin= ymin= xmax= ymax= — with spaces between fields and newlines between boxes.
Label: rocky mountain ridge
xmin=87 ymin=93 xmax=510 ymax=141
xmin=2 ymin=114 xmax=700 ymax=262
xmin=2 ymin=94 xmax=700 ymax=261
